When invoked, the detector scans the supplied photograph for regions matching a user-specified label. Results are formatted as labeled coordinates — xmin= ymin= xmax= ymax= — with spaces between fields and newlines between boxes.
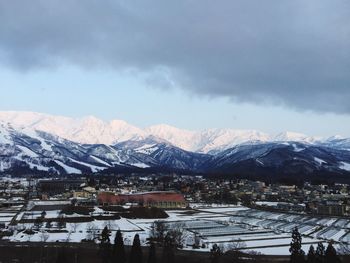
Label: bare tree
xmin=150 ymin=220 xmax=168 ymax=243
xmin=105 ymin=220 xmax=114 ymax=230
xmin=86 ymin=223 xmax=93 ymax=241
xmin=225 ymin=239 xmax=247 ymax=262
xmin=226 ymin=239 xmax=246 ymax=252
xmin=69 ymin=222 xmax=78 ymax=232
xmin=86 ymin=222 xmax=98 ymax=241
xmin=57 ymin=212 xmax=66 ymax=229
xmin=40 ymin=230 xmax=49 ymax=242
xmin=167 ymin=222 xmax=186 ymax=248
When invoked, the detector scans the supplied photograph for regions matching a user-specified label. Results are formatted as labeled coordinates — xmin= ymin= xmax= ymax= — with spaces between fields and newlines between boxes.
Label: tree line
xmin=55 ymin=223 xmax=344 ymax=263
xmin=97 ymin=220 xmax=185 ymax=263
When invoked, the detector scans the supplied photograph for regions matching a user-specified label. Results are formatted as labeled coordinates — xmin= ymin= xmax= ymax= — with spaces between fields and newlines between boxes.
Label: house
xmin=316 ymin=201 xmax=345 ymax=216
xmin=73 ymin=186 xmax=97 ymax=199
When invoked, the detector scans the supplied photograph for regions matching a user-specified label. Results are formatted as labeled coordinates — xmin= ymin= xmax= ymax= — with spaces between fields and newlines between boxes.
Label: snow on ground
xmin=241 ymin=237 xmax=316 ymax=248
xmin=189 ymin=203 xmax=242 ymax=208
xmin=0 ymin=213 xmax=18 ymax=217
xmin=204 ymin=233 xmax=289 ymax=243
xmin=28 ymin=200 xmax=71 ymax=207
xmin=249 ymin=243 xmax=331 ymax=256
xmin=193 ymin=206 xmax=249 ymax=213
xmin=4 ymin=204 xmax=350 ymax=256
xmin=0 ymin=210 xmax=17 ymax=226
xmin=0 ymin=217 xmax=15 ymax=222
xmin=255 ymin=201 xmax=279 ymax=207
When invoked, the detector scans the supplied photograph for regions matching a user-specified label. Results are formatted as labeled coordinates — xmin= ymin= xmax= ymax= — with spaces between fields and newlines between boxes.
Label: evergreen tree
xmin=325 ymin=242 xmax=340 ymax=263
xmin=147 ymin=242 xmax=157 ymax=263
xmin=315 ymin=242 xmax=325 ymax=263
xmin=307 ymin=245 xmax=316 ymax=263
xmin=289 ymin=227 xmax=305 ymax=263
xmin=210 ymin=244 xmax=222 ymax=263
xmin=130 ymin=234 xmax=143 ymax=263
xmin=113 ymin=230 xmax=126 ymax=263
xmin=100 ymin=226 xmax=111 ymax=263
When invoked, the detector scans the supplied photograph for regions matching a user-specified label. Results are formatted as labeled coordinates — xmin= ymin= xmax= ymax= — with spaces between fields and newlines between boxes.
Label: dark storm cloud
xmin=1 ymin=0 xmax=350 ymax=113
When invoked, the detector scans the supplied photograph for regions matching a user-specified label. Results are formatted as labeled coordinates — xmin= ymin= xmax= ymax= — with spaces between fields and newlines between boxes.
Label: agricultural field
xmin=0 ymin=205 xmax=22 ymax=227
xmin=1 ymin=202 xmax=350 ymax=255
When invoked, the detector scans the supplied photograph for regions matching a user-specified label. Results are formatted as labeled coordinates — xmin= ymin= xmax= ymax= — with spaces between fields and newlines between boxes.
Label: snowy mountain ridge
xmin=0 ymin=121 xmax=207 ymax=174
xmin=0 ymin=111 xmax=345 ymax=153
xmin=1 ymin=117 xmax=350 ymax=178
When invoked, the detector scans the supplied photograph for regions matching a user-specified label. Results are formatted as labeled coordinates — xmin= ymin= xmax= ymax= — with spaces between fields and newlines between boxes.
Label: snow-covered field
xmin=2 ymin=203 xmax=350 ymax=255
xmin=0 ymin=205 xmax=23 ymax=227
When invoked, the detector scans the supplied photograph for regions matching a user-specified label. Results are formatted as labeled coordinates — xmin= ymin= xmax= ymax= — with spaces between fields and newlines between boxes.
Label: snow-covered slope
xmin=115 ymin=136 xmax=210 ymax=170
xmin=320 ymin=136 xmax=350 ymax=151
xmin=0 ymin=122 xmax=208 ymax=174
xmin=204 ymin=141 xmax=350 ymax=179
xmin=0 ymin=121 xmax=111 ymax=174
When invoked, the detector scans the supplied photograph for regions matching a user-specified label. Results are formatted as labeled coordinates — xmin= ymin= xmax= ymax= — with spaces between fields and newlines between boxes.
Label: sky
xmin=0 ymin=0 xmax=350 ymax=137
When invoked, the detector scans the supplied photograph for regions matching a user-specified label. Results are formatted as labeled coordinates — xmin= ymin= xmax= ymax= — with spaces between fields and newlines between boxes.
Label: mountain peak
xmin=274 ymin=131 xmax=309 ymax=141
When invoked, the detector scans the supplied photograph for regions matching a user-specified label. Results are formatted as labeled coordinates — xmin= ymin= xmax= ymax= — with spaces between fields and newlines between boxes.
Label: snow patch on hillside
xmin=54 ymin=160 xmax=81 ymax=174
xmin=131 ymin=162 xmax=150 ymax=168
xmin=314 ymin=157 xmax=326 ymax=165
xmin=16 ymin=145 xmax=38 ymax=158
xmin=68 ymin=158 xmax=106 ymax=173
xmin=90 ymin=155 xmax=111 ymax=167
xmin=135 ymin=144 xmax=159 ymax=154
xmin=292 ymin=144 xmax=305 ymax=152
xmin=339 ymin=162 xmax=350 ymax=171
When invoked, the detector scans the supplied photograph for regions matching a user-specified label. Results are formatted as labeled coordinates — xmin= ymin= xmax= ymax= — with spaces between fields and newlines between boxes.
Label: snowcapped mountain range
xmin=0 ymin=111 xmax=331 ymax=153
xmin=0 ymin=111 xmax=349 ymax=180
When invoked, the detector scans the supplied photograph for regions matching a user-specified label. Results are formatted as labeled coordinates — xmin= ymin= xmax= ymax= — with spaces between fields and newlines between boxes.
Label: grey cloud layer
xmin=1 ymin=0 xmax=350 ymax=113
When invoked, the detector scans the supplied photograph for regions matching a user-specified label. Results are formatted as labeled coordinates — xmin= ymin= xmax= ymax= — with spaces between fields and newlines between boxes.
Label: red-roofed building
xmin=97 ymin=191 xmax=187 ymax=208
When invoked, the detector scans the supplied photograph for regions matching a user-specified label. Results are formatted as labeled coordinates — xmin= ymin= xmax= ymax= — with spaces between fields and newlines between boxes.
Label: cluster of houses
xmin=178 ymin=177 xmax=350 ymax=216
xmin=1 ymin=175 xmax=350 ymax=217
xmin=37 ymin=177 xmax=187 ymax=209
